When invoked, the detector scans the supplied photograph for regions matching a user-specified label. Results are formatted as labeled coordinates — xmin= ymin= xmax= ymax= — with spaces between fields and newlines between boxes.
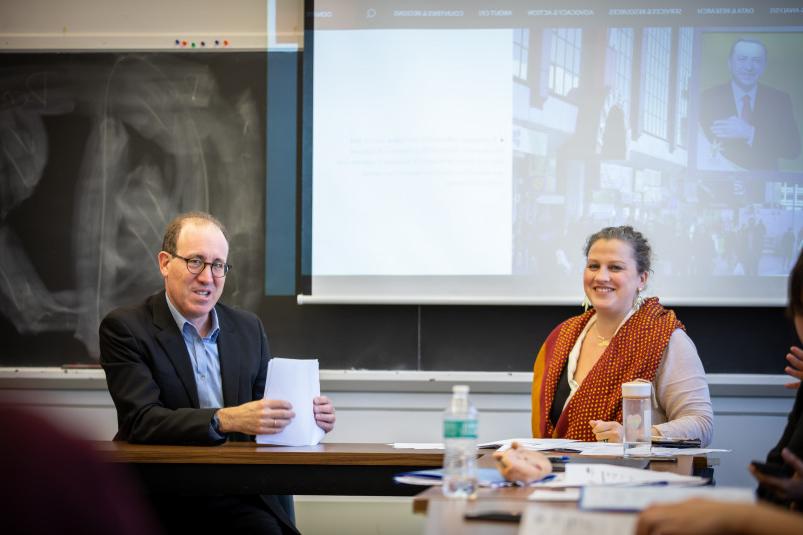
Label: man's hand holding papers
xmin=256 ymin=358 xmax=333 ymax=446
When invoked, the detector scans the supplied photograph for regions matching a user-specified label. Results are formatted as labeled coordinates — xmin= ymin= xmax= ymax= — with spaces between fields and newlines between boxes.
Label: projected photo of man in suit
xmin=698 ymin=38 xmax=801 ymax=171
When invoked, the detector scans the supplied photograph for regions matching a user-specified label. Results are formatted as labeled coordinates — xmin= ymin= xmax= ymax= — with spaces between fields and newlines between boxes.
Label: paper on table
xmin=519 ymin=505 xmax=636 ymax=535
xmin=394 ymin=468 xmax=509 ymax=487
xmin=532 ymin=463 xmax=707 ymax=487
xmin=484 ymin=439 xmax=729 ymax=457
xmin=256 ymin=358 xmax=325 ymax=446
xmin=391 ymin=443 xmax=445 ymax=449
xmin=528 ymin=488 xmax=581 ymax=502
xmin=479 ymin=438 xmax=580 ymax=451
xmin=578 ymin=443 xmax=730 ymax=457
xmin=581 ymin=485 xmax=754 ymax=512
xmin=651 ymin=447 xmax=731 ymax=456
xmin=578 ymin=443 xmax=675 ymax=458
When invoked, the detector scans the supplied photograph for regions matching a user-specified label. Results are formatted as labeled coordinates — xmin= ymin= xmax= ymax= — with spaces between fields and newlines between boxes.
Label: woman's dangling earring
xmin=582 ymin=295 xmax=591 ymax=312
xmin=633 ymin=288 xmax=645 ymax=311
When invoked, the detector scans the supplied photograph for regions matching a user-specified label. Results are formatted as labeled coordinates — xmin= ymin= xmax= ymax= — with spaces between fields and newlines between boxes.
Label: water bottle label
xmin=444 ymin=419 xmax=478 ymax=439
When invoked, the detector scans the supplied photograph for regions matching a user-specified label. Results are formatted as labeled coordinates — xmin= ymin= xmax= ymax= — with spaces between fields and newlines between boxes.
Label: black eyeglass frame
xmin=170 ymin=253 xmax=232 ymax=278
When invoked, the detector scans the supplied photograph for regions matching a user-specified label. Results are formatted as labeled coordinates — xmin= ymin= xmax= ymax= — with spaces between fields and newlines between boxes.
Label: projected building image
xmin=511 ymin=26 xmax=803 ymax=289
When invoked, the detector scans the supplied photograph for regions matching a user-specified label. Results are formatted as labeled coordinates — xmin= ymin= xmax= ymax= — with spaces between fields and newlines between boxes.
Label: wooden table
xmin=422 ymin=494 xmax=549 ymax=535
xmin=94 ymin=441 xmax=443 ymax=496
xmin=416 ymin=454 xmax=703 ymax=534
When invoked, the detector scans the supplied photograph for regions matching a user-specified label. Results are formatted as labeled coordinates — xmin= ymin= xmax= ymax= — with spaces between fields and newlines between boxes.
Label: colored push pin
xmin=191 ymin=42 xmax=196 ymax=48
xmin=175 ymin=39 xmax=180 ymax=46
xmin=223 ymin=39 xmax=230 ymax=47
xmin=181 ymin=40 xmax=188 ymax=47
xmin=214 ymin=39 xmax=220 ymax=47
xmin=200 ymin=41 xmax=206 ymax=47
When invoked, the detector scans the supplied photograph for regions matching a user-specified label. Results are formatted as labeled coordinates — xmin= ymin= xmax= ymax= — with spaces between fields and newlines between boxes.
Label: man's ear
xmin=158 ymin=251 xmax=171 ymax=277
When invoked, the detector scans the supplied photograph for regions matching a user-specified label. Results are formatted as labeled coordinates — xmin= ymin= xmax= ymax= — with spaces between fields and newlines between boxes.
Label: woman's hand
xmin=750 ymin=448 xmax=803 ymax=503
xmin=589 ymin=420 xmax=624 ymax=442
xmin=493 ymin=441 xmax=552 ymax=483
xmin=784 ymin=346 xmax=803 ymax=389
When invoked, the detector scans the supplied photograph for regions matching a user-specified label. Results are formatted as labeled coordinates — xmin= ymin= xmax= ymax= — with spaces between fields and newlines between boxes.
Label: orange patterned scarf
xmin=531 ymin=297 xmax=682 ymax=442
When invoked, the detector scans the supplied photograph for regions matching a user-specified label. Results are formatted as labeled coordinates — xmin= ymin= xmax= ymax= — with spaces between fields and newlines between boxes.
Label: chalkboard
xmin=0 ymin=52 xmax=266 ymax=363
xmin=0 ymin=51 xmax=797 ymax=374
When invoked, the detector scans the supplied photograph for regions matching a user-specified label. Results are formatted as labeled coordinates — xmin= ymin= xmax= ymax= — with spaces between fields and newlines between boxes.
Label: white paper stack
xmin=256 ymin=358 xmax=325 ymax=446
xmin=532 ymin=463 xmax=708 ymax=488
xmin=479 ymin=437 xmax=730 ymax=457
xmin=580 ymin=485 xmax=754 ymax=512
xmin=479 ymin=438 xmax=580 ymax=451
xmin=519 ymin=506 xmax=637 ymax=535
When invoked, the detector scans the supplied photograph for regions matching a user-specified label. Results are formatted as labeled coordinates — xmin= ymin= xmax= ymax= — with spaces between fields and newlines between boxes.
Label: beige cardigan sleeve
xmin=652 ymin=329 xmax=714 ymax=447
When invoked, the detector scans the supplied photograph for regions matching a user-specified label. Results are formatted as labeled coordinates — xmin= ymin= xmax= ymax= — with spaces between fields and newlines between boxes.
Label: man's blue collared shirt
xmin=165 ymin=294 xmax=224 ymax=409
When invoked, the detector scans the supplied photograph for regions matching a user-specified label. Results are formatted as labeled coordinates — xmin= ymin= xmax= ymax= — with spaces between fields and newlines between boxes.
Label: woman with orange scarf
xmin=531 ymin=226 xmax=713 ymax=445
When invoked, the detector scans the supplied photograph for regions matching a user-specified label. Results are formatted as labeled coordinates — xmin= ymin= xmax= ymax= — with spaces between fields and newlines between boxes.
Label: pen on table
xmin=547 ymin=456 xmax=570 ymax=463
xmin=596 ymin=481 xmax=670 ymax=489
xmin=490 ymin=473 xmax=557 ymax=489
xmin=488 ymin=481 xmax=518 ymax=489
xmin=526 ymin=474 xmax=557 ymax=486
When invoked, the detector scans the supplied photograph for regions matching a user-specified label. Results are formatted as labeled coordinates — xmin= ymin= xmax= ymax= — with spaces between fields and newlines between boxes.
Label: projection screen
xmin=300 ymin=0 xmax=803 ymax=305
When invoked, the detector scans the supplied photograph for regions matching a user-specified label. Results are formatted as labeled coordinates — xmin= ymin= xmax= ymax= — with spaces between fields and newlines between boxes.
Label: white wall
xmin=0 ymin=369 xmax=794 ymax=489
xmin=0 ymin=0 xmax=306 ymax=49
xmin=0 ymin=0 xmax=268 ymax=35
xmin=0 ymin=371 xmax=793 ymax=535
xmin=0 ymin=3 xmax=796 ymax=532
xmin=6 ymin=379 xmax=789 ymax=534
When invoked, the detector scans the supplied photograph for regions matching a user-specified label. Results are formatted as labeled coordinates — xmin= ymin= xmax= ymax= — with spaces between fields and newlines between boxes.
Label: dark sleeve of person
xmin=99 ymin=312 xmax=222 ymax=445
xmin=221 ymin=316 xmax=271 ymax=444
xmin=754 ymin=90 xmax=802 ymax=162
xmin=252 ymin=319 xmax=271 ymax=402
xmin=766 ymin=385 xmax=803 ymax=465
xmin=759 ymin=386 xmax=803 ymax=504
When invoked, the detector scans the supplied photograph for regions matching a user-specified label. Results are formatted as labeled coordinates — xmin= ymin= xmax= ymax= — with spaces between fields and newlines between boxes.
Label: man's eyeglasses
xmin=170 ymin=253 xmax=231 ymax=278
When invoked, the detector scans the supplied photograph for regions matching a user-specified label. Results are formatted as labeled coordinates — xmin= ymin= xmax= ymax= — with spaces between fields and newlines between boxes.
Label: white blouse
xmin=563 ymin=313 xmax=714 ymax=447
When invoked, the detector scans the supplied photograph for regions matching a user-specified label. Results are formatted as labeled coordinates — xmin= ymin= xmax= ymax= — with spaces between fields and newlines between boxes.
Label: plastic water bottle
xmin=622 ymin=381 xmax=652 ymax=456
xmin=442 ymin=384 xmax=478 ymax=497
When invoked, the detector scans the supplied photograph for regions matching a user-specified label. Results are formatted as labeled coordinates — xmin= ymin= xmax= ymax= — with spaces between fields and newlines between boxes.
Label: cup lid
xmin=622 ymin=381 xmax=651 ymax=397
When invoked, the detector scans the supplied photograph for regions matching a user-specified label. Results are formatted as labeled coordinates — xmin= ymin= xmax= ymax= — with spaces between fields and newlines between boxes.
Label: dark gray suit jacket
xmin=100 ymin=291 xmax=268 ymax=444
xmin=699 ymin=82 xmax=801 ymax=171
xmin=99 ymin=292 xmax=296 ymax=532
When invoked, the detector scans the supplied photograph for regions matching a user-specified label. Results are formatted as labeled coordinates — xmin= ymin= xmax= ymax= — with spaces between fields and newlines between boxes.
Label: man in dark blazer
xmin=99 ymin=211 xmax=336 ymax=535
xmin=699 ymin=38 xmax=801 ymax=171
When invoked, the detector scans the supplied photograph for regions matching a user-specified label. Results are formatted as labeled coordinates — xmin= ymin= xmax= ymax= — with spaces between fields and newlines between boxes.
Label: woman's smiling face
xmin=583 ymin=238 xmax=648 ymax=321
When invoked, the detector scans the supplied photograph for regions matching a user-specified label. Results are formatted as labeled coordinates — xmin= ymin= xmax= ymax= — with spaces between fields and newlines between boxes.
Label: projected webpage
xmin=312 ymin=29 xmax=512 ymax=276
xmin=303 ymin=0 xmax=803 ymax=304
